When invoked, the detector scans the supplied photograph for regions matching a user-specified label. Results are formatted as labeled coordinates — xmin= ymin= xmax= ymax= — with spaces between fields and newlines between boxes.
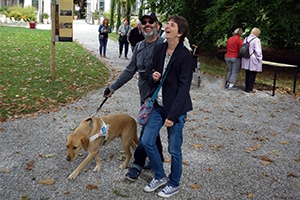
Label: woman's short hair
xmin=251 ymin=27 xmax=261 ymax=36
xmin=233 ymin=28 xmax=243 ymax=36
xmin=167 ymin=15 xmax=189 ymax=42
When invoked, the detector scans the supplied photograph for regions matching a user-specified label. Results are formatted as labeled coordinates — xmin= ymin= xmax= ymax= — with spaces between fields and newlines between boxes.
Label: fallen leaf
xmin=192 ymin=144 xmax=203 ymax=148
xmin=26 ymin=160 xmax=34 ymax=170
xmin=44 ymin=153 xmax=56 ymax=158
xmin=109 ymin=154 xmax=114 ymax=159
xmin=182 ymin=160 xmax=189 ymax=165
xmin=190 ymin=184 xmax=201 ymax=189
xmin=261 ymin=161 xmax=270 ymax=166
xmin=205 ymin=167 xmax=212 ymax=171
xmin=294 ymin=158 xmax=300 ymax=162
xmin=261 ymin=156 xmax=274 ymax=162
xmin=270 ymin=132 xmax=277 ymax=137
xmin=248 ymin=193 xmax=254 ymax=198
xmin=2 ymin=168 xmax=10 ymax=173
xmin=62 ymin=190 xmax=70 ymax=194
xmin=280 ymin=141 xmax=289 ymax=145
xmin=244 ymin=147 xmax=257 ymax=153
xmin=287 ymin=172 xmax=298 ymax=177
xmin=38 ymin=178 xmax=55 ymax=185
xmin=86 ymin=184 xmax=98 ymax=190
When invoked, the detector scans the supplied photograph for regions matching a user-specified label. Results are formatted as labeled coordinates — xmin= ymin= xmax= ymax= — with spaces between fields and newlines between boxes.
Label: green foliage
xmin=6 ymin=5 xmax=37 ymax=22
xmin=110 ymin=0 xmax=116 ymax=30
xmin=143 ymin=0 xmax=300 ymax=54
xmin=92 ymin=10 xmax=101 ymax=20
xmin=116 ymin=0 xmax=122 ymax=34
xmin=0 ymin=26 xmax=110 ymax=119
xmin=41 ymin=13 xmax=49 ymax=19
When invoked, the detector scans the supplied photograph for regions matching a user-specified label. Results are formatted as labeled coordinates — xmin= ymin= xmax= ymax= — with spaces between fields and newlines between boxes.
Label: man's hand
xmin=103 ymin=87 xmax=113 ymax=97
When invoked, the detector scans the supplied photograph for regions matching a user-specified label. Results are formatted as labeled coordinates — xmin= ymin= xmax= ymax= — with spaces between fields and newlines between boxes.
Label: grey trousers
xmin=225 ymin=57 xmax=241 ymax=84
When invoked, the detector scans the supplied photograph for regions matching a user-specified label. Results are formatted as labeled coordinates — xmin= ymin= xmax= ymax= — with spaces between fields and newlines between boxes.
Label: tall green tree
xmin=110 ymin=0 xmax=116 ymax=30
xmin=116 ymin=0 xmax=122 ymax=33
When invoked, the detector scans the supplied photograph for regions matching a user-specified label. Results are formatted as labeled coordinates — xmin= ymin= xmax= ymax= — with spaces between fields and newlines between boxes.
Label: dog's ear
xmin=81 ymin=136 xmax=89 ymax=151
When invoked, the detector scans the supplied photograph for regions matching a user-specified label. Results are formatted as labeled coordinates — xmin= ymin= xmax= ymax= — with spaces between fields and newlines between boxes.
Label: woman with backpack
xmin=241 ymin=27 xmax=263 ymax=93
xmin=98 ymin=18 xmax=111 ymax=58
xmin=225 ymin=28 xmax=243 ymax=90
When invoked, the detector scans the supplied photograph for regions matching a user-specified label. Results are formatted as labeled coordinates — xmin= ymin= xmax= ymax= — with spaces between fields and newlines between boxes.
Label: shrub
xmin=6 ymin=5 xmax=37 ymax=22
xmin=41 ymin=13 xmax=49 ymax=19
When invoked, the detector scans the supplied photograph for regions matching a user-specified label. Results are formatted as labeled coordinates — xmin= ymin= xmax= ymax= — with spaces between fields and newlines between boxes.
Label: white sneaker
xmin=158 ymin=185 xmax=180 ymax=198
xmin=143 ymin=177 xmax=167 ymax=192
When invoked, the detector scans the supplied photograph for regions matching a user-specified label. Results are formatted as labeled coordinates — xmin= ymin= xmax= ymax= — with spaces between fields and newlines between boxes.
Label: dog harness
xmin=89 ymin=118 xmax=110 ymax=145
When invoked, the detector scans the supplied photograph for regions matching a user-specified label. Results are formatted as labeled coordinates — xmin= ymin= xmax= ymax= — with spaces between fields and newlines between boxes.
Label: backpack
xmin=238 ymin=37 xmax=256 ymax=58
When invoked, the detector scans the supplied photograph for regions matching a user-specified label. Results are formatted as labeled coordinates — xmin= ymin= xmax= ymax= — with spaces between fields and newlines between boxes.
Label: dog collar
xmin=89 ymin=118 xmax=110 ymax=144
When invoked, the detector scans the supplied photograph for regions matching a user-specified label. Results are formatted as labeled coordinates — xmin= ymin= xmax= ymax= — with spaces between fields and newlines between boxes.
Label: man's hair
xmin=167 ymin=15 xmax=189 ymax=42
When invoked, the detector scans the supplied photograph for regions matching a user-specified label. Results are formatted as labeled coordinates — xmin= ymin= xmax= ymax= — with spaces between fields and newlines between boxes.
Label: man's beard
xmin=142 ymin=26 xmax=158 ymax=40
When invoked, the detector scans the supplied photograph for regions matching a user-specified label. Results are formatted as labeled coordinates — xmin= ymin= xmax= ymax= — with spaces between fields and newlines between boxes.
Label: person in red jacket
xmin=225 ymin=28 xmax=243 ymax=90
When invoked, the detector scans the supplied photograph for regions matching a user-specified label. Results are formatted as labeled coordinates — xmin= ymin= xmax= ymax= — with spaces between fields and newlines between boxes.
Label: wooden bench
xmin=262 ymin=60 xmax=298 ymax=96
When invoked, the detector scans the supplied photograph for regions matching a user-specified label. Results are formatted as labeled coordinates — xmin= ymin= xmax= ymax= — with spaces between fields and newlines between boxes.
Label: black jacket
xmin=147 ymin=41 xmax=194 ymax=122
xmin=129 ymin=27 xmax=144 ymax=47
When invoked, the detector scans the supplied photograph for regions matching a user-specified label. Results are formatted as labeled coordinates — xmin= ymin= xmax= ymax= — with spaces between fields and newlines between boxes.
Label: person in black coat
xmin=141 ymin=15 xmax=194 ymax=198
xmin=129 ymin=20 xmax=144 ymax=52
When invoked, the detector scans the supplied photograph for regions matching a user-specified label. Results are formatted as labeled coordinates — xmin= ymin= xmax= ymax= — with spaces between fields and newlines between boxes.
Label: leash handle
xmin=91 ymin=97 xmax=108 ymax=117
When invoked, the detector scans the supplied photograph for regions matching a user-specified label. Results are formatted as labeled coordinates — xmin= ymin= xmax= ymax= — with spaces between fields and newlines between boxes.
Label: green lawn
xmin=0 ymin=26 xmax=110 ymax=120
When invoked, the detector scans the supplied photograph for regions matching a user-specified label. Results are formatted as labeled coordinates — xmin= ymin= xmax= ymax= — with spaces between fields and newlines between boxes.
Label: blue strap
xmin=150 ymin=66 xmax=171 ymax=101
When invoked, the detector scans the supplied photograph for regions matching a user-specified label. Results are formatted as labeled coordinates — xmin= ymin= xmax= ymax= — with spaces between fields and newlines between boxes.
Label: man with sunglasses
xmin=103 ymin=13 xmax=164 ymax=181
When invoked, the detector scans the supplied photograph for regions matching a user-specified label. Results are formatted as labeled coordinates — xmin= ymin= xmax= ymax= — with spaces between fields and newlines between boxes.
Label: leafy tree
xmin=110 ymin=0 xmax=116 ymax=30
xmin=116 ymin=0 xmax=122 ymax=33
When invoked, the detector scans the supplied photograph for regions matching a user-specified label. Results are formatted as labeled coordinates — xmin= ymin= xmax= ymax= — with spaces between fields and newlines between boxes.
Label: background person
xmin=225 ymin=28 xmax=243 ymax=90
xmin=142 ymin=15 xmax=194 ymax=198
xmin=241 ymin=27 xmax=263 ymax=93
xmin=118 ymin=18 xmax=131 ymax=59
xmin=129 ymin=20 xmax=144 ymax=52
xmin=98 ymin=18 xmax=111 ymax=58
xmin=103 ymin=13 xmax=164 ymax=181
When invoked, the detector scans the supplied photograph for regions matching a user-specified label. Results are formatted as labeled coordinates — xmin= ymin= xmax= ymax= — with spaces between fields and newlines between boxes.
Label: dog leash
xmin=91 ymin=96 xmax=108 ymax=118
xmin=86 ymin=96 xmax=109 ymax=145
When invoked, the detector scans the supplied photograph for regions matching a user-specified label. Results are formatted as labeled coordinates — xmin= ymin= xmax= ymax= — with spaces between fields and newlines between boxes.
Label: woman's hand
xmin=153 ymin=71 xmax=161 ymax=82
xmin=164 ymin=118 xmax=174 ymax=127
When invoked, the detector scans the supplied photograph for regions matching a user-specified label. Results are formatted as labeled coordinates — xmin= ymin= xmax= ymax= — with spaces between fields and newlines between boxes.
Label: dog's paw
xmin=93 ymin=165 xmax=101 ymax=172
xmin=68 ymin=171 xmax=79 ymax=180
xmin=119 ymin=163 xmax=127 ymax=169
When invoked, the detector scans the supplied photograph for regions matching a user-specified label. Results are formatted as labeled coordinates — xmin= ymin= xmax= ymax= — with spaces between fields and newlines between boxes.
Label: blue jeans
xmin=99 ymin=37 xmax=108 ymax=55
xmin=141 ymin=103 xmax=186 ymax=187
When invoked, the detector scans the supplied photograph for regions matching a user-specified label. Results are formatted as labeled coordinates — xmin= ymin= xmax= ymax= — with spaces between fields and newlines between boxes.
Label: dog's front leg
xmin=93 ymin=151 xmax=101 ymax=172
xmin=68 ymin=152 xmax=95 ymax=180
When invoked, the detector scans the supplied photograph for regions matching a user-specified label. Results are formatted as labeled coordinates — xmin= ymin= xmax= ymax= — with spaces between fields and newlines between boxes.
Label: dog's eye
xmin=73 ymin=146 xmax=77 ymax=150
xmin=66 ymin=145 xmax=69 ymax=148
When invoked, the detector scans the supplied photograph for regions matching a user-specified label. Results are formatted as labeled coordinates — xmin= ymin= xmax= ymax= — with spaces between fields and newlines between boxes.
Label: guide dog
xmin=66 ymin=113 xmax=138 ymax=179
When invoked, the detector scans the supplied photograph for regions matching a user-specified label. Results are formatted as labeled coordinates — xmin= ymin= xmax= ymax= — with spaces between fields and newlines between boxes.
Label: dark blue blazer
xmin=147 ymin=41 xmax=194 ymax=122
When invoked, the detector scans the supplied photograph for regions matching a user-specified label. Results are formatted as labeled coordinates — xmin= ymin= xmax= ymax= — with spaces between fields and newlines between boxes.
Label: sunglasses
xmin=141 ymin=20 xmax=155 ymax=25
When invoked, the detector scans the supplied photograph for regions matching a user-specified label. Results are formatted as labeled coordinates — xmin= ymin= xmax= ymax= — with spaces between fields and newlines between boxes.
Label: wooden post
xmin=51 ymin=1 xmax=56 ymax=80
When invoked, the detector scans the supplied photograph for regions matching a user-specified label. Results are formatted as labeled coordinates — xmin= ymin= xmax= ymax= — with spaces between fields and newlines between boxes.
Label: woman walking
xmin=98 ymin=18 xmax=111 ymax=58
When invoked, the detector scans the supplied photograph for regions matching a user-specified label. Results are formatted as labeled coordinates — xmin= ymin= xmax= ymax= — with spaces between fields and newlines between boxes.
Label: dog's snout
xmin=66 ymin=156 xmax=71 ymax=161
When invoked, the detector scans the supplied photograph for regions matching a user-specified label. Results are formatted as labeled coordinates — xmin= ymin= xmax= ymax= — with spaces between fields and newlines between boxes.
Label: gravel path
xmin=1 ymin=20 xmax=300 ymax=200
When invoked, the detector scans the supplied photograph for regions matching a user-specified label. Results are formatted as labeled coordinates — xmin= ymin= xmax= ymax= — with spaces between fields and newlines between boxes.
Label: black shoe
xmin=125 ymin=167 xmax=141 ymax=181
xmin=143 ymin=162 xmax=152 ymax=170
xmin=228 ymin=86 xmax=238 ymax=90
